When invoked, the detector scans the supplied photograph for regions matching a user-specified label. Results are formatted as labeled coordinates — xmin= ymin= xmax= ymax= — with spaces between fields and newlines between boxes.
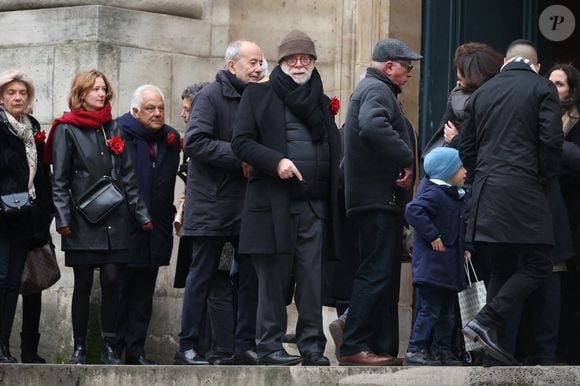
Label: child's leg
xmin=408 ymin=285 xmax=443 ymax=352
xmin=431 ymin=287 xmax=457 ymax=354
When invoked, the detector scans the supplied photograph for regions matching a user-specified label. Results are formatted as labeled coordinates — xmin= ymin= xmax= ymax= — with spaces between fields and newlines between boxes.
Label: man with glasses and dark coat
xmin=232 ymin=30 xmax=341 ymax=366
xmin=339 ymin=38 xmax=421 ymax=366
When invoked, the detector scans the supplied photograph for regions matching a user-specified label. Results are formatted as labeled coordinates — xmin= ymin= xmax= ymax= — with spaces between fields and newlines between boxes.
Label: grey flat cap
xmin=372 ymin=38 xmax=422 ymax=61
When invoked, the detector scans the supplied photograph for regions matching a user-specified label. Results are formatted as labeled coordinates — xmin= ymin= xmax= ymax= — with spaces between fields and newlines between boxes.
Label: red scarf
xmin=44 ymin=103 xmax=113 ymax=164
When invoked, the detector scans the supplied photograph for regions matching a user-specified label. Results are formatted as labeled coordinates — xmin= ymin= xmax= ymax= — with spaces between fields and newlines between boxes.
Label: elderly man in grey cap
xmin=337 ymin=38 xmax=421 ymax=366
xmin=232 ymin=29 xmax=341 ymax=366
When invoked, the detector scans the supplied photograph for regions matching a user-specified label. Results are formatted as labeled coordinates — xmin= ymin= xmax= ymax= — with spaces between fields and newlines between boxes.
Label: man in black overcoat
xmin=232 ymin=30 xmax=341 ymax=366
xmin=175 ymin=40 xmax=263 ymax=366
xmin=460 ymin=39 xmax=563 ymax=365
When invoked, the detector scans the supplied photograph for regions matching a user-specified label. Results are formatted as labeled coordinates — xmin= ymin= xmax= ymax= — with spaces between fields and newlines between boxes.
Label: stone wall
xmin=0 ymin=0 xmax=422 ymax=363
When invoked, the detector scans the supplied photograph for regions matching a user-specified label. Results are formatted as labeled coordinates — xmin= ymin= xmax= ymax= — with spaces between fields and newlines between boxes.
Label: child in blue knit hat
xmin=403 ymin=147 xmax=471 ymax=366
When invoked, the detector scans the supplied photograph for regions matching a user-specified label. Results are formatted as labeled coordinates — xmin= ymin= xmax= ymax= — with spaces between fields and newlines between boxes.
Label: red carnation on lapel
xmin=107 ymin=136 xmax=125 ymax=155
xmin=167 ymin=131 xmax=176 ymax=147
xmin=34 ymin=130 xmax=46 ymax=144
xmin=329 ymin=96 xmax=340 ymax=116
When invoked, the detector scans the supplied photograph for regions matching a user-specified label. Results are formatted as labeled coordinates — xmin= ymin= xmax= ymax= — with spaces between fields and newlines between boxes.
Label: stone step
xmin=0 ymin=364 xmax=577 ymax=386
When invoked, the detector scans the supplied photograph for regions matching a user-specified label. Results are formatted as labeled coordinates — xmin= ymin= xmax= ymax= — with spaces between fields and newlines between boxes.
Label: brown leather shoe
xmin=339 ymin=351 xmax=398 ymax=366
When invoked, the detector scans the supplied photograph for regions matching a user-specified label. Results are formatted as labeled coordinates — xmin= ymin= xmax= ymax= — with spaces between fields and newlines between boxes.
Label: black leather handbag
xmin=0 ymin=191 xmax=33 ymax=215
xmin=74 ymin=176 xmax=124 ymax=224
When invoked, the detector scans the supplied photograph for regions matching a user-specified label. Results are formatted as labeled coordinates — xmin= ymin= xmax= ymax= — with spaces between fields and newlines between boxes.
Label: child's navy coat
xmin=405 ymin=177 xmax=469 ymax=292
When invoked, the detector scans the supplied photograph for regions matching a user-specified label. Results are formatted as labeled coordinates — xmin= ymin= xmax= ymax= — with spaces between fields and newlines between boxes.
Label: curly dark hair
xmin=454 ymin=42 xmax=503 ymax=93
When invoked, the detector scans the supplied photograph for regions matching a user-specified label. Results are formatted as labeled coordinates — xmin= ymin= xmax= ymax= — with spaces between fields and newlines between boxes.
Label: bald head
xmin=505 ymin=39 xmax=538 ymax=64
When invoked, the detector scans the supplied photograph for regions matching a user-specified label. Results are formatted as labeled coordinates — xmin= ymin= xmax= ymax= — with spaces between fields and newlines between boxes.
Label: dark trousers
xmin=118 ymin=266 xmax=159 ymax=357
xmin=206 ymin=271 xmax=235 ymax=354
xmin=340 ymin=211 xmax=403 ymax=357
xmin=0 ymin=237 xmax=28 ymax=289
xmin=252 ymin=203 xmax=326 ymax=358
xmin=474 ymin=242 xmax=553 ymax=333
xmin=408 ymin=285 xmax=456 ymax=354
xmin=178 ymin=236 xmax=257 ymax=353
xmin=516 ymin=271 xmax=561 ymax=364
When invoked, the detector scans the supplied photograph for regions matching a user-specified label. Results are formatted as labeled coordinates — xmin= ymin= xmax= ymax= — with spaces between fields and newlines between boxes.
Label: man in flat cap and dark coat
xmin=232 ymin=29 xmax=341 ymax=366
xmin=339 ymin=38 xmax=421 ymax=365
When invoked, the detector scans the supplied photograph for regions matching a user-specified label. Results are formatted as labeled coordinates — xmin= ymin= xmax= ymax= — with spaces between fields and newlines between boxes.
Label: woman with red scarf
xmin=47 ymin=70 xmax=152 ymax=364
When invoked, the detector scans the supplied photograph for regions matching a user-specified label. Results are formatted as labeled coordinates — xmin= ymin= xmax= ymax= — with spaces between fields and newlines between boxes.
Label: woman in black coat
xmin=0 ymin=70 xmax=53 ymax=363
xmin=47 ymin=70 xmax=151 ymax=364
xmin=546 ymin=63 xmax=580 ymax=363
xmin=423 ymin=42 xmax=503 ymax=154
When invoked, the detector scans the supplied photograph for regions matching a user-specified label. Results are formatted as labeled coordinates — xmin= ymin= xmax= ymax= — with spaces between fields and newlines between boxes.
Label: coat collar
xmin=216 ymin=70 xmax=243 ymax=99
xmin=500 ymin=56 xmax=538 ymax=74
xmin=366 ymin=67 xmax=402 ymax=96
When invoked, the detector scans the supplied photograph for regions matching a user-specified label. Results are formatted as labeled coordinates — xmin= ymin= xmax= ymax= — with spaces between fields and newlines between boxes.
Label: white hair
xmin=130 ymin=84 xmax=165 ymax=111
xmin=224 ymin=41 xmax=244 ymax=69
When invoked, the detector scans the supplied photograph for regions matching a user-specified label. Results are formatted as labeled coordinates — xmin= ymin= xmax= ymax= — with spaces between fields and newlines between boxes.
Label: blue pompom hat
xmin=423 ymin=147 xmax=462 ymax=181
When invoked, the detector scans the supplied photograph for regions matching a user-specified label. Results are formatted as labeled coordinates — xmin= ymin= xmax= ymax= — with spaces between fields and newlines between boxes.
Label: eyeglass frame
xmin=392 ymin=60 xmax=414 ymax=72
xmin=284 ymin=54 xmax=314 ymax=66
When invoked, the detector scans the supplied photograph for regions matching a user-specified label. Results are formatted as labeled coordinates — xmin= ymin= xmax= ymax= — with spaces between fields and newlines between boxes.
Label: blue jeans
xmin=408 ymin=284 xmax=456 ymax=353
xmin=340 ymin=211 xmax=403 ymax=356
xmin=0 ymin=237 xmax=28 ymax=289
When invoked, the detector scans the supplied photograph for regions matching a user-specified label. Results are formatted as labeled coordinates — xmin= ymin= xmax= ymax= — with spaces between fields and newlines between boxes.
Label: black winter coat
xmin=118 ymin=114 xmax=180 ymax=267
xmin=343 ymin=68 xmax=415 ymax=216
xmin=51 ymin=121 xmax=151 ymax=253
xmin=182 ymin=70 xmax=246 ymax=237
xmin=0 ymin=110 xmax=53 ymax=245
xmin=460 ymin=61 xmax=563 ymax=244
xmin=560 ymin=120 xmax=580 ymax=254
xmin=232 ymin=79 xmax=341 ymax=255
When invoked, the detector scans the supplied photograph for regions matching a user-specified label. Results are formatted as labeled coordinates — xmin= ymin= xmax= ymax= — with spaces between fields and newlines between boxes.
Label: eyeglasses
xmin=394 ymin=61 xmax=413 ymax=72
xmin=285 ymin=55 xmax=314 ymax=66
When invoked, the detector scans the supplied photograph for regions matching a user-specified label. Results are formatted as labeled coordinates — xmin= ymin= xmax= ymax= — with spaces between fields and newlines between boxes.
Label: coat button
xmin=100 ymin=152 xmax=104 ymax=155
xmin=107 ymin=226 xmax=112 ymax=230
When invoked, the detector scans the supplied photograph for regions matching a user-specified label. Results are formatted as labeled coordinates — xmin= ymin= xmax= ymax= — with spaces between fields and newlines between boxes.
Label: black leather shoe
xmin=258 ymin=350 xmax=302 ymax=366
xmin=126 ymin=354 xmax=156 ymax=365
xmin=462 ymin=319 xmax=518 ymax=365
xmin=69 ymin=344 xmax=87 ymax=365
xmin=302 ymin=353 xmax=330 ymax=366
xmin=101 ymin=341 xmax=122 ymax=365
xmin=433 ymin=350 xmax=463 ymax=366
xmin=233 ymin=350 xmax=258 ymax=365
xmin=208 ymin=353 xmax=235 ymax=365
xmin=404 ymin=349 xmax=441 ymax=366
xmin=174 ymin=349 xmax=209 ymax=365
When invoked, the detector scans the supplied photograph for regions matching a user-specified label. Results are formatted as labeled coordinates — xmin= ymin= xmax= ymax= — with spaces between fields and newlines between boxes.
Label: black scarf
xmin=223 ymin=70 xmax=247 ymax=95
xmin=270 ymin=66 xmax=326 ymax=142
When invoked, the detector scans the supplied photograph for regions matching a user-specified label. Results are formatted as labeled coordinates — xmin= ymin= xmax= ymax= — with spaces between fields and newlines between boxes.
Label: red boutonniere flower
xmin=34 ymin=130 xmax=46 ymax=144
xmin=167 ymin=131 xmax=176 ymax=147
xmin=329 ymin=96 xmax=340 ymax=116
xmin=107 ymin=136 xmax=125 ymax=155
